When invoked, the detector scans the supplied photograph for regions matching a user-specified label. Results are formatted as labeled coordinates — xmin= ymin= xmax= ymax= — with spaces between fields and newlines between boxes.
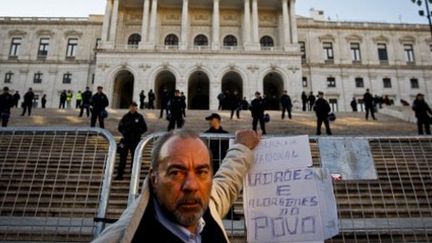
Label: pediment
xmin=318 ymin=34 xmax=335 ymax=42
xmin=8 ymin=29 xmax=27 ymax=38
xmin=64 ymin=30 xmax=83 ymax=38
xmin=36 ymin=29 xmax=55 ymax=37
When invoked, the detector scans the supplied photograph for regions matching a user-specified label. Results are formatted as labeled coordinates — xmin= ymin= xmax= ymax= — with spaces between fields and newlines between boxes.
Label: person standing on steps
xmin=21 ymin=88 xmax=34 ymax=116
xmin=314 ymin=91 xmax=332 ymax=136
xmin=148 ymin=89 xmax=155 ymax=110
xmin=80 ymin=87 xmax=92 ymax=118
xmin=139 ymin=90 xmax=146 ymax=109
xmin=90 ymin=86 xmax=109 ymax=129
xmin=115 ymin=102 xmax=148 ymax=180
xmin=250 ymin=91 xmax=267 ymax=135
xmin=280 ymin=90 xmax=292 ymax=119
xmin=0 ymin=87 xmax=14 ymax=127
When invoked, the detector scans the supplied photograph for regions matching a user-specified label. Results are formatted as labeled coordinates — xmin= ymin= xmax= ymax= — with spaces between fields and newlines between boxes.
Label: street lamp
xmin=411 ymin=0 xmax=432 ymax=39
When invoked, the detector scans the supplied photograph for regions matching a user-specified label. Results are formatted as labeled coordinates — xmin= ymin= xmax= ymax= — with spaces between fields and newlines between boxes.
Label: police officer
xmin=363 ymin=88 xmax=376 ymax=120
xmin=280 ymin=90 xmax=292 ymax=119
xmin=76 ymin=91 xmax=83 ymax=109
xmin=79 ymin=87 xmax=92 ymax=117
xmin=115 ymin=102 xmax=148 ymax=180
xmin=308 ymin=91 xmax=316 ymax=111
xmin=412 ymin=93 xmax=432 ymax=135
xmin=0 ymin=87 xmax=14 ymax=127
xmin=21 ymin=88 xmax=34 ymax=116
xmin=167 ymin=90 xmax=184 ymax=131
xmin=301 ymin=91 xmax=308 ymax=112
xmin=159 ymin=88 xmax=169 ymax=119
xmin=13 ymin=91 xmax=20 ymax=108
xmin=139 ymin=90 xmax=146 ymax=109
xmin=90 ymin=86 xmax=109 ymax=128
xmin=250 ymin=91 xmax=267 ymax=135
xmin=147 ymin=89 xmax=155 ymax=109
xmin=59 ymin=90 xmax=67 ymax=109
xmin=314 ymin=91 xmax=332 ymax=136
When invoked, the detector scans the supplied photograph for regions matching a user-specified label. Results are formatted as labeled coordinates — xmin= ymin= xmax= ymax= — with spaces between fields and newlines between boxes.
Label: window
xmin=96 ymin=38 xmax=102 ymax=49
xmin=194 ymin=35 xmax=208 ymax=46
xmin=260 ymin=36 xmax=274 ymax=48
xmin=327 ymin=77 xmax=336 ymax=88
xmin=323 ymin=42 xmax=334 ymax=62
xmin=404 ymin=44 xmax=415 ymax=63
xmin=128 ymin=34 xmax=141 ymax=48
xmin=410 ymin=78 xmax=419 ymax=89
xmin=350 ymin=43 xmax=361 ymax=62
xmin=377 ymin=43 xmax=388 ymax=63
xmin=383 ymin=78 xmax=392 ymax=88
xmin=223 ymin=35 xmax=238 ymax=47
xmin=299 ymin=41 xmax=306 ymax=60
xmin=33 ymin=72 xmax=43 ymax=84
xmin=9 ymin=37 xmax=22 ymax=57
xmin=329 ymin=98 xmax=338 ymax=112
xmin=164 ymin=34 xmax=179 ymax=46
xmin=38 ymin=38 xmax=50 ymax=58
xmin=63 ymin=73 xmax=72 ymax=84
xmin=66 ymin=38 xmax=78 ymax=58
xmin=302 ymin=77 xmax=308 ymax=88
xmin=355 ymin=77 xmax=364 ymax=88
xmin=4 ymin=72 xmax=13 ymax=84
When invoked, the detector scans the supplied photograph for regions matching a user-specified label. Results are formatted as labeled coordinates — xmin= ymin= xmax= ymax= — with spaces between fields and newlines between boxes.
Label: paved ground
xmin=5 ymin=107 xmax=419 ymax=137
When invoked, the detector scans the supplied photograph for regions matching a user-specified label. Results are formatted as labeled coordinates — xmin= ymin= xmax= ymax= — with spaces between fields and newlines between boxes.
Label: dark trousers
xmin=159 ymin=107 xmax=168 ymax=118
xmin=59 ymin=101 xmax=66 ymax=109
xmin=42 ymin=101 xmax=46 ymax=108
xmin=117 ymin=140 xmax=139 ymax=178
xmin=21 ymin=104 xmax=32 ymax=116
xmin=80 ymin=104 xmax=90 ymax=117
xmin=317 ymin=117 xmax=332 ymax=135
xmin=148 ymin=101 xmax=154 ymax=109
xmin=309 ymin=103 xmax=314 ymax=111
xmin=76 ymin=100 xmax=82 ymax=109
xmin=91 ymin=111 xmax=105 ymax=128
xmin=252 ymin=116 xmax=266 ymax=135
xmin=281 ymin=106 xmax=292 ymax=119
xmin=168 ymin=116 xmax=184 ymax=131
xmin=417 ymin=119 xmax=431 ymax=135
xmin=218 ymin=102 xmax=223 ymax=111
xmin=365 ymin=106 xmax=376 ymax=120
xmin=230 ymin=108 xmax=240 ymax=119
xmin=302 ymin=102 xmax=307 ymax=112
xmin=140 ymin=101 xmax=145 ymax=109
xmin=1 ymin=114 xmax=9 ymax=127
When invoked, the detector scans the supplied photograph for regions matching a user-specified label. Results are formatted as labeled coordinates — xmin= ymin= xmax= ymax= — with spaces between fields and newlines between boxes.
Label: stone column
xmin=251 ymin=0 xmax=259 ymax=43
xmin=148 ymin=0 xmax=158 ymax=46
xmin=108 ymin=0 xmax=119 ymax=47
xmin=282 ymin=0 xmax=291 ymax=50
xmin=243 ymin=0 xmax=251 ymax=46
xmin=289 ymin=0 xmax=298 ymax=43
xmin=140 ymin=0 xmax=151 ymax=47
xmin=180 ymin=0 xmax=189 ymax=50
xmin=101 ymin=0 xmax=112 ymax=43
xmin=212 ymin=0 xmax=220 ymax=50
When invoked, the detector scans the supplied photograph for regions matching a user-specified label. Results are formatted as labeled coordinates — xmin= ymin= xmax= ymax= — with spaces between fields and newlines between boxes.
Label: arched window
xmin=165 ymin=34 xmax=179 ymax=46
xmin=260 ymin=36 xmax=274 ymax=47
xmin=194 ymin=34 xmax=208 ymax=46
xmin=223 ymin=35 xmax=238 ymax=47
xmin=128 ymin=34 xmax=141 ymax=47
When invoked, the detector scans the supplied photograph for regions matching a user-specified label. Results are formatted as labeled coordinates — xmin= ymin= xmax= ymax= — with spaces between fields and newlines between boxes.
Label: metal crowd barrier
xmin=0 ymin=127 xmax=117 ymax=242
xmin=127 ymin=133 xmax=432 ymax=243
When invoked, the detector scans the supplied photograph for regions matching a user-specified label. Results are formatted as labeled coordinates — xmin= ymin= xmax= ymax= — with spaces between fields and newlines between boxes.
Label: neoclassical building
xmin=0 ymin=0 xmax=431 ymax=111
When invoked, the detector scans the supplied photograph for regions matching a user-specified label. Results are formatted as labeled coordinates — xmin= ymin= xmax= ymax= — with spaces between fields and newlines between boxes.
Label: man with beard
xmin=93 ymin=129 xmax=260 ymax=242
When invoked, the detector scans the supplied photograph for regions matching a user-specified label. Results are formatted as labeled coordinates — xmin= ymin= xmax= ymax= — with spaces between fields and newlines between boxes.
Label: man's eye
xmin=197 ymin=170 xmax=209 ymax=177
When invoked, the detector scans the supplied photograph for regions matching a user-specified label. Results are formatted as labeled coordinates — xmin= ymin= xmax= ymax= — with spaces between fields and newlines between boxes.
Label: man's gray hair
xmin=151 ymin=129 xmax=209 ymax=170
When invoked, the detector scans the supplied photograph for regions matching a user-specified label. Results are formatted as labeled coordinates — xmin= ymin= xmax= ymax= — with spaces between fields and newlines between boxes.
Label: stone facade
xmin=0 ymin=0 xmax=431 ymax=111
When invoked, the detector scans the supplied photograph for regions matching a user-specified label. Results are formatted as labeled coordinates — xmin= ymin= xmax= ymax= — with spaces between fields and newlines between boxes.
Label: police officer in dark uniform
xmin=250 ymin=91 xmax=267 ymax=135
xmin=301 ymin=91 xmax=308 ymax=112
xmin=90 ymin=86 xmax=109 ymax=128
xmin=115 ymin=102 xmax=148 ymax=180
xmin=314 ymin=91 xmax=332 ymax=136
xmin=363 ymin=88 xmax=376 ymax=120
xmin=21 ymin=88 xmax=34 ymax=116
xmin=159 ymin=88 xmax=169 ymax=119
xmin=167 ymin=90 xmax=184 ymax=131
xmin=280 ymin=90 xmax=292 ymax=119
xmin=0 ymin=87 xmax=14 ymax=127
xmin=308 ymin=91 xmax=316 ymax=111
xmin=412 ymin=93 xmax=432 ymax=135
xmin=80 ymin=87 xmax=93 ymax=117
xmin=13 ymin=91 xmax=20 ymax=108
xmin=204 ymin=113 xmax=228 ymax=172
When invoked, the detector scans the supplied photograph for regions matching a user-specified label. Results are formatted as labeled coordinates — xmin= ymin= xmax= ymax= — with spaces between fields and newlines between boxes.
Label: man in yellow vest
xmin=66 ymin=90 xmax=73 ymax=109
xmin=76 ymin=90 xmax=83 ymax=109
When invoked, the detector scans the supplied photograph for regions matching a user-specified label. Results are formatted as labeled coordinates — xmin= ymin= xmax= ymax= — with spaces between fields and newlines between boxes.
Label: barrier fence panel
xmin=0 ymin=127 xmax=117 ymax=242
xmin=128 ymin=133 xmax=432 ymax=242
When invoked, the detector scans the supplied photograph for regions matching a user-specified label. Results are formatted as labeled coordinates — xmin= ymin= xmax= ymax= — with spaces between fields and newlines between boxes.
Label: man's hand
xmin=234 ymin=130 xmax=260 ymax=150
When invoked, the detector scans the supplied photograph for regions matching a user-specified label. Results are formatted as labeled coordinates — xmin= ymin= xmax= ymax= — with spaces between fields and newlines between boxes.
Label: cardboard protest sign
xmin=242 ymin=136 xmax=339 ymax=243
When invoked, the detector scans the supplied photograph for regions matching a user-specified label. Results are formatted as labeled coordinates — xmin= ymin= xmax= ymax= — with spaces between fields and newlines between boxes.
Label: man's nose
xmin=182 ymin=173 xmax=199 ymax=192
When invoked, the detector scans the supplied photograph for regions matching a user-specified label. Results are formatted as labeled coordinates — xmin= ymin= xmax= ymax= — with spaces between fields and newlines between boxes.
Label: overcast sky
xmin=0 ymin=0 xmax=428 ymax=24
